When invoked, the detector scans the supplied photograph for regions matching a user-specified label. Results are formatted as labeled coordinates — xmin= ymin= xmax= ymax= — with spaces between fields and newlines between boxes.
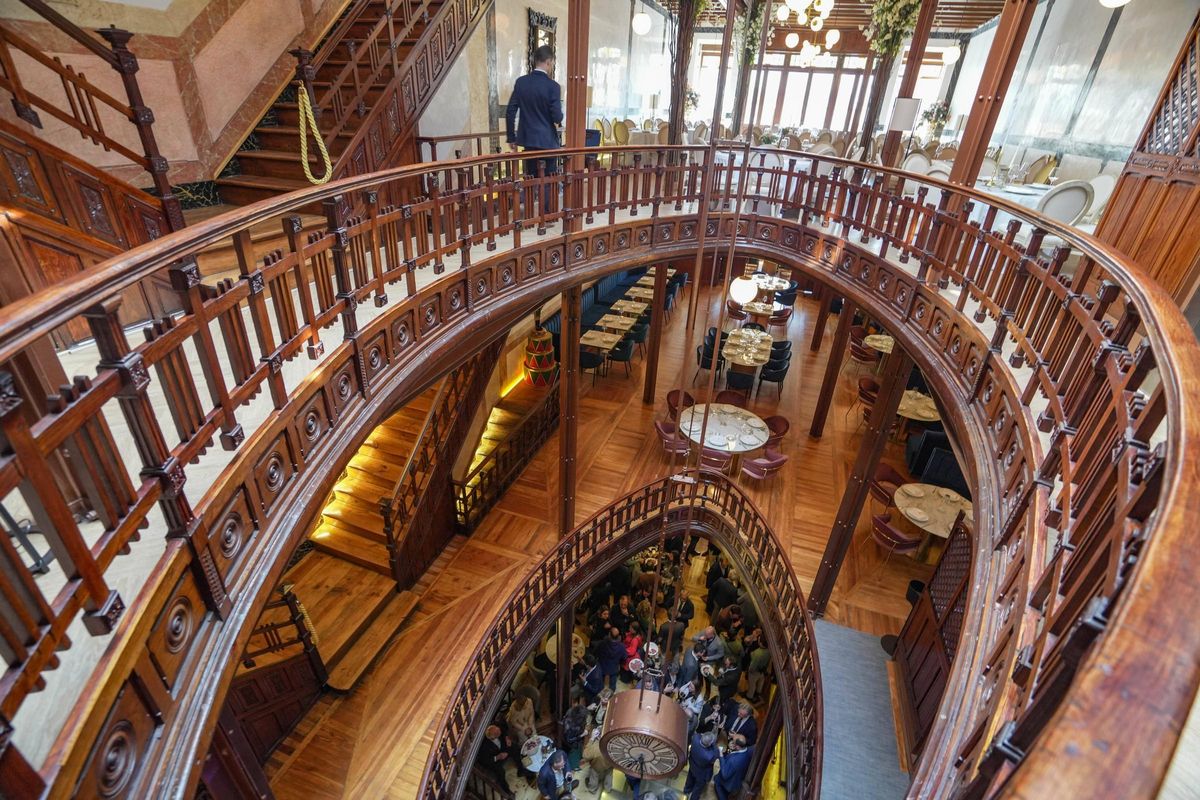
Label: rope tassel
xmin=296 ymin=81 xmax=333 ymax=185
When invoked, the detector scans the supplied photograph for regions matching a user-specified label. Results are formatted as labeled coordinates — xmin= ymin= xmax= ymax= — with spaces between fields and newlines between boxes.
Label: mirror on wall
xmin=527 ymin=8 xmax=558 ymax=70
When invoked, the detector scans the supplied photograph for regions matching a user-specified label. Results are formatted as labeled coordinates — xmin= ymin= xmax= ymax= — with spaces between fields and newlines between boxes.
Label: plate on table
xmin=746 ymin=417 xmax=767 ymax=429
xmin=739 ymin=433 xmax=763 ymax=446
xmin=1003 ymin=186 xmax=1041 ymax=196
xmin=1027 ymin=182 xmax=1052 ymax=189
xmin=706 ymin=434 xmax=728 ymax=447
xmin=521 ymin=739 xmax=540 ymax=756
xmin=901 ymin=485 xmax=925 ymax=498
xmin=938 ymin=488 xmax=959 ymax=500
xmin=905 ymin=508 xmax=930 ymax=524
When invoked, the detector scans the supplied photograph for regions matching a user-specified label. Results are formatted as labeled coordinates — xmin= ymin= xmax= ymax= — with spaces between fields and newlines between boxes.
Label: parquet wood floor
xmin=267 ymin=282 xmax=935 ymax=799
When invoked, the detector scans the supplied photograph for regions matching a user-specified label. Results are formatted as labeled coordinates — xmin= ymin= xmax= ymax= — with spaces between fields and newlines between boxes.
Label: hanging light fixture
xmin=785 ymin=31 xmax=801 ymax=48
xmin=776 ymin=3 xmax=791 ymax=22
xmin=813 ymin=0 xmax=834 ymax=13
xmin=810 ymin=15 xmax=824 ymax=31
xmin=942 ymin=44 xmax=962 ymax=64
xmin=729 ymin=276 xmax=759 ymax=305
xmin=632 ymin=4 xmax=652 ymax=35
xmin=786 ymin=0 xmax=810 ymax=12
xmin=1098 ymin=0 xmax=1132 ymax=7
xmin=797 ymin=11 xmax=808 ymax=26
xmin=825 ymin=28 xmax=840 ymax=48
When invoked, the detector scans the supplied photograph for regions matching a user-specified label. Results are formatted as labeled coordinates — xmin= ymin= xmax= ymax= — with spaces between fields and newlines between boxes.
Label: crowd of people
xmin=475 ymin=538 xmax=775 ymax=799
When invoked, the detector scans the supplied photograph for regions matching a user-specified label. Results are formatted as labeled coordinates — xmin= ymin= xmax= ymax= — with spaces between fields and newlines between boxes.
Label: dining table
xmin=635 ymin=275 xmax=655 ymax=287
xmin=722 ymin=328 xmax=774 ymax=369
xmin=894 ymin=482 xmax=973 ymax=560
xmin=610 ymin=299 xmax=648 ymax=316
xmin=580 ymin=329 xmax=622 ymax=352
xmin=625 ymin=287 xmax=655 ymax=301
xmin=863 ymin=334 xmax=895 ymax=354
xmin=678 ymin=404 xmax=770 ymax=464
xmin=544 ymin=631 xmax=586 ymax=665
xmin=742 ymin=300 xmax=782 ymax=320
xmin=971 ymin=181 xmax=1052 ymax=229
xmin=595 ymin=313 xmax=636 ymax=333
xmin=521 ymin=735 xmax=557 ymax=774
xmin=750 ymin=272 xmax=791 ymax=293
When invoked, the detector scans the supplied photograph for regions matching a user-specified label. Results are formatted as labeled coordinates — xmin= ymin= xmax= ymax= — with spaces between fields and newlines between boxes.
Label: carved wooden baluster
xmin=456 ymin=168 xmax=472 ymax=268
xmin=362 ymin=191 xmax=388 ymax=307
xmin=323 ymin=195 xmax=361 ymax=339
xmin=84 ymin=301 xmax=232 ymax=616
xmin=280 ymin=217 xmax=325 ymax=359
xmin=0 ymin=371 xmax=122 ymax=635
xmin=231 ymin=230 xmax=287 ymax=408
xmin=142 ymin=317 xmax=212 ymax=459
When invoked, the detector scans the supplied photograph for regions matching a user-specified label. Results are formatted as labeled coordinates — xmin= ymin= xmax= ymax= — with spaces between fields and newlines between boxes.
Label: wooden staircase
xmin=311 ymin=383 xmax=440 ymax=573
xmin=216 ymin=0 xmax=479 ymax=205
xmin=464 ymin=384 xmax=549 ymax=477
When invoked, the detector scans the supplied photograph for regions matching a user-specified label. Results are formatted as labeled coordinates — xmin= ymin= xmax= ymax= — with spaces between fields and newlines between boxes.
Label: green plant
xmin=684 ymin=89 xmax=700 ymax=111
xmin=759 ymin=131 xmax=779 ymax=144
xmin=734 ymin=0 xmax=768 ymax=67
xmin=921 ymin=100 xmax=950 ymax=129
xmin=865 ymin=0 xmax=922 ymax=57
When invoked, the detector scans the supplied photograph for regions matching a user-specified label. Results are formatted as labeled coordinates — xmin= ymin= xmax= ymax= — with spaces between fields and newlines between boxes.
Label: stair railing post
xmin=97 ymin=26 xmax=185 ymax=232
xmin=290 ymin=48 xmax=320 ymax=123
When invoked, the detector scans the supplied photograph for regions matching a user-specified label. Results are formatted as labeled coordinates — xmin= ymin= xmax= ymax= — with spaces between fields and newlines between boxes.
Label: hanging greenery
xmin=865 ymin=0 xmax=922 ymax=57
xmin=733 ymin=0 xmax=768 ymax=67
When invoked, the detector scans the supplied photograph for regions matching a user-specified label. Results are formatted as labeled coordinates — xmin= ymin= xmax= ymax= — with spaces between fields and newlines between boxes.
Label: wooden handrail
xmin=0 ymin=144 xmax=1196 ymax=799
xmin=15 ymin=0 xmax=117 ymax=65
xmin=420 ymin=470 xmax=824 ymax=799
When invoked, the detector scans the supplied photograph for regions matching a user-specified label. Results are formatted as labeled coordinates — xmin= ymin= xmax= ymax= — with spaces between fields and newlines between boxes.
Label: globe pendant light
xmin=632 ymin=5 xmax=652 ymax=35
xmin=785 ymin=31 xmax=800 ymax=48
xmin=825 ymin=28 xmax=840 ymax=48
xmin=776 ymin=3 xmax=791 ymax=22
xmin=942 ymin=44 xmax=961 ymax=64
xmin=1098 ymin=0 xmax=1132 ymax=6
xmin=797 ymin=11 xmax=808 ymax=26
xmin=810 ymin=15 xmax=824 ymax=31
xmin=786 ymin=0 xmax=810 ymax=12
xmin=729 ymin=276 xmax=759 ymax=305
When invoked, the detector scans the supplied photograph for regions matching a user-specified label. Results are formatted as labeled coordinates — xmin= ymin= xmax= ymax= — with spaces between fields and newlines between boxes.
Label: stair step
xmin=348 ymin=449 xmax=408 ymax=484
xmin=253 ymin=125 xmax=353 ymax=152
xmin=237 ymin=149 xmax=332 ymax=180
xmin=311 ymin=525 xmax=391 ymax=575
xmin=215 ymin=174 xmax=310 ymax=206
xmin=343 ymin=463 xmax=398 ymax=493
xmin=321 ymin=503 xmax=388 ymax=542
xmin=325 ymin=589 xmax=420 ymax=691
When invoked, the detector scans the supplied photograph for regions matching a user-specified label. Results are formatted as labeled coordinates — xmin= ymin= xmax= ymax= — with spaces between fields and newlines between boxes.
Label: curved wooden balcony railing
xmin=420 ymin=470 xmax=823 ymax=799
xmin=0 ymin=144 xmax=1195 ymax=800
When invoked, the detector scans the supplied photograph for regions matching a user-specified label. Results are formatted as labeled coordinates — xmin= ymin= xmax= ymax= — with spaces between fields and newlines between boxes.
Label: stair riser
xmin=272 ymin=106 xmax=367 ymax=134
xmin=237 ymin=157 xmax=323 ymax=181
xmin=215 ymin=183 xmax=326 ymax=214
xmin=311 ymin=539 xmax=391 ymax=576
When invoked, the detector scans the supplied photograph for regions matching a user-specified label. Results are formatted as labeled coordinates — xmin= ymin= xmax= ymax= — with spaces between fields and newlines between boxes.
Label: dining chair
xmin=1036 ymin=180 xmax=1095 ymax=226
xmin=901 ymin=151 xmax=932 ymax=175
xmin=699 ymin=447 xmax=733 ymax=474
xmin=869 ymin=463 xmax=908 ymax=511
xmin=726 ymin=300 xmax=748 ymax=324
xmin=770 ymin=340 xmax=793 ymax=355
xmin=756 ymin=364 xmax=789 ymax=398
xmin=740 ymin=450 xmax=789 ymax=482
xmin=657 ymin=125 xmax=670 ymax=145
xmin=666 ymin=389 xmax=696 ymax=421
xmin=1086 ymin=174 xmax=1117 ymax=221
xmin=630 ymin=323 xmax=649 ymax=358
xmin=607 ymin=337 xmax=635 ymax=377
xmin=714 ymin=389 xmax=748 ymax=408
xmin=850 ymin=376 xmax=879 ymax=427
xmin=612 ymin=120 xmax=630 ymax=146
xmin=725 ymin=370 xmax=755 ymax=397
xmin=654 ymin=420 xmax=691 ymax=459
xmin=599 ymin=118 xmax=613 ymax=145
xmin=848 ymin=326 xmax=878 ymax=368
xmin=926 ymin=167 xmax=950 ymax=182
xmin=870 ymin=514 xmax=923 ymax=571
xmin=693 ymin=345 xmax=725 ymax=385
xmin=580 ymin=349 xmax=606 ymax=385
xmin=764 ymin=415 xmax=790 ymax=449
xmin=767 ymin=307 xmax=793 ymax=332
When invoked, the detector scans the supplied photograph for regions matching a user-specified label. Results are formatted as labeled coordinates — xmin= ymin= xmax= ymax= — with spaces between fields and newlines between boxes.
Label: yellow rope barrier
xmin=295 ymin=81 xmax=333 ymax=185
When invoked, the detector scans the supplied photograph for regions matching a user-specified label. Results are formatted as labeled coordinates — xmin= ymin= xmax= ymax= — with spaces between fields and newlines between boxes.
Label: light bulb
xmin=785 ymin=0 xmax=810 ymax=12
xmin=942 ymin=44 xmax=961 ymax=64
xmin=776 ymin=3 xmax=791 ymax=21
xmin=632 ymin=10 xmax=652 ymax=35
xmin=797 ymin=11 xmax=808 ymax=25
xmin=810 ymin=16 xmax=824 ymax=31
xmin=820 ymin=6 xmax=831 ymax=18
xmin=785 ymin=31 xmax=800 ymax=48
xmin=825 ymin=28 xmax=840 ymax=47
xmin=729 ymin=277 xmax=759 ymax=305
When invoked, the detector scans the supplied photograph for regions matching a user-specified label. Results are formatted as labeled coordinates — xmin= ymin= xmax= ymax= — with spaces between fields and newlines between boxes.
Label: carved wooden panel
xmin=75 ymin=681 xmax=160 ymax=800
xmin=253 ymin=433 xmax=297 ymax=516
xmin=210 ymin=488 xmax=258 ymax=584
xmin=147 ymin=573 xmax=206 ymax=692
xmin=225 ymin=655 xmax=323 ymax=764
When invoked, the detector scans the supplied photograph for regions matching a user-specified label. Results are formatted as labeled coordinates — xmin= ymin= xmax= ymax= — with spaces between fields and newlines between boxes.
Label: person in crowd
xmin=610 ymin=594 xmax=633 ymax=633
xmin=737 ymin=590 xmax=760 ymax=630
xmin=561 ymin=696 xmax=590 ymax=769
xmin=705 ymin=555 xmax=727 ymax=603
xmin=658 ymin=615 xmax=688 ymax=661
xmin=676 ymin=677 xmax=706 ymax=732
xmin=505 ymin=45 xmax=563 ymax=186
xmin=683 ymin=731 xmax=721 ymax=800
xmin=597 ymin=627 xmax=626 ymax=690
xmin=708 ymin=573 xmax=739 ymax=616
xmin=537 ymin=749 xmax=578 ymax=799
xmin=477 ymin=724 xmax=516 ymax=791
xmin=696 ymin=695 xmax=725 ymax=735
xmin=506 ymin=694 xmax=537 ymax=751
xmin=724 ymin=703 xmax=758 ymax=746
xmin=745 ymin=638 xmax=771 ymax=703
xmin=636 ymin=596 xmax=655 ymax=639
xmin=581 ymin=652 xmax=604 ymax=703
xmin=693 ymin=626 xmax=725 ymax=665
xmin=714 ymin=604 xmax=743 ymax=639
xmin=713 ymin=655 xmax=743 ymax=705
xmin=723 ymin=626 xmax=745 ymax=670
xmin=634 ymin=557 xmax=658 ymax=595
xmin=620 ymin=623 xmax=644 ymax=682
xmin=676 ymin=589 xmax=695 ymax=627
xmin=590 ymin=606 xmax=614 ymax=643
xmin=714 ymin=734 xmax=753 ymax=800
xmin=533 ymin=646 xmax=559 ymax=715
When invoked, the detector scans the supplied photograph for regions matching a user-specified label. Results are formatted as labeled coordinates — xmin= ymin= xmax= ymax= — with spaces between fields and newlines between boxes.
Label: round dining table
xmin=863 ymin=334 xmax=895 ymax=354
xmin=894 ymin=482 xmax=973 ymax=559
xmin=722 ymin=328 xmax=774 ymax=368
xmin=522 ymin=734 xmax=557 ymax=774
xmin=679 ymin=404 xmax=770 ymax=453
xmin=544 ymin=631 xmax=586 ymax=665
xmin=750 ymin=272 xmax=791 ymax=293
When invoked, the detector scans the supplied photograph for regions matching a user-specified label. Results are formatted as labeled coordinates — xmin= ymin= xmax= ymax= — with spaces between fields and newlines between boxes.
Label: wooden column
xmin=808 ymin=347 xmax=913 ymax=616
xmin=555 ymin=607 xmax=574 ymax=725
xmin=668 ymin=0 xmax=699 ymax=145
xmin=880 ymin=0 xmax=939 ymax=167
xmin=559 ymin=286 xmax=581 ymax=536
xmin=809 ymin=299 xmax=856 ymax=438
xmin=565 ymin=0 xmax=590 ymax=153
xmin=948 ymin=0 xmax=1039 ymax=186
xmin=744 ymin=691 xmax=784 ymax=797
xmin=643 ymin=262 xmax=670 ymax=404
xmin=809 ymin=286 xmax=830 ymax=352
xmin=856 ymin=53 xmax=895 ymax=154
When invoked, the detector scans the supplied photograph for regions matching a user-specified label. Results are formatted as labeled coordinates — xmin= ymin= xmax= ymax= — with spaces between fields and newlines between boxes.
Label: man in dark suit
xmin=476 ymin=723 xmax=515 ymax=791
xmin=537 ymin=749 xmax=577 ymax=798
xmin=714 ymin=735 xmax=754 ymax=800
xmin=505 ymin=44 xmax=563 ymax=184
xmin=724 ymin=702 xmax=758 ymax=746
xmin=683 ymin=731 xmax=720 ymax=800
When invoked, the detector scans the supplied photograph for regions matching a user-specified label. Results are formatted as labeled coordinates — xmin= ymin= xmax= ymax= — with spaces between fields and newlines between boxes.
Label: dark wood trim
xmin=808 ymin=298 xmax=855 ymax=438
xmin=881 ymin=0 xmax=940 ymax=167
xmin=559 ymin=285 xmax=581 ymax=536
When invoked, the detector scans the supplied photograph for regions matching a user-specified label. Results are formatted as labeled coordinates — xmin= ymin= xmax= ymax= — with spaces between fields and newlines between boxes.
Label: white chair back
xmin=1037 ymin=180 xmax=1095 ymax=225
xmin=807 ymin=143 xmax=837 ymax=177
xmin=926 ymin=167 xmax=950 ymax=181
xmin=1088 ymin=174 xmax=1117 ymax=216
xmin=901 ymin=151 xmax=932 ymax=174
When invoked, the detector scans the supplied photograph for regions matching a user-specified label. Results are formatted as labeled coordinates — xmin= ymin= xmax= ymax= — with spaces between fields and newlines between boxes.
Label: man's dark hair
xmin=534 ymin=45 xmax=555 ymax=65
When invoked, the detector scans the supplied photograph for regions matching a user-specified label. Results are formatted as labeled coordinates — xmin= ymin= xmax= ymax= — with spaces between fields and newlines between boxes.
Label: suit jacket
xmin=710 ymin=578 xmax=739 ymax=611
xmin=583 ymin=663 xmax=603 ymax=695
xmin=715 ymin=747 xmax=754 ymax=792
xmin=677 ymin=597 xmax=695 ymax=624
xmin=687 ymin=732 xmax=721 ymax=784
xmin=537 ymin=752 xmax=571 ymax=798
xmin=506 ymin=70 xmax=563 ymax=150
xmin=597 ymin=637 xmax=626 ymax=674
xmin=726 ymin=713 xmax=758 ymax=746
xmin=478 ymin=734 xmax=509 ymax=770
